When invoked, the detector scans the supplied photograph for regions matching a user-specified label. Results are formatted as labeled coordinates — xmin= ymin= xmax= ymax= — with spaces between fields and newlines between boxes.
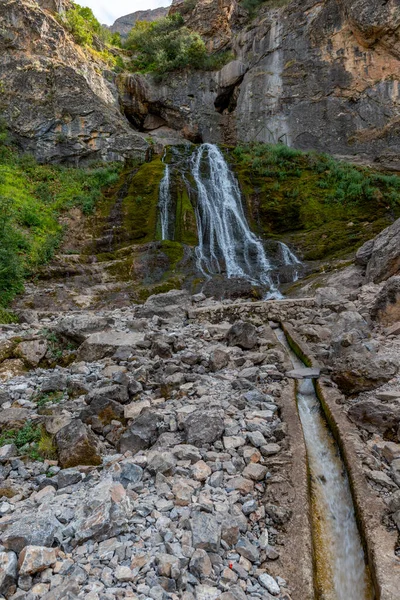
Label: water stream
xmin=158 ymin=143 xmax=301 ymax=296
xmin=275 ymin=329 xmax=374 ymax=600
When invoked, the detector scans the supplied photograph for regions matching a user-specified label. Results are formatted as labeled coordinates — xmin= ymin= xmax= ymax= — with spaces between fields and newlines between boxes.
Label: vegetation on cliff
xmin=0 ymin=128 xmax=121 ymax=308
xmin=125 ymin=14 xmax=231 ymax=77
xmin=230 ymin=143 xmax=400 ymax=260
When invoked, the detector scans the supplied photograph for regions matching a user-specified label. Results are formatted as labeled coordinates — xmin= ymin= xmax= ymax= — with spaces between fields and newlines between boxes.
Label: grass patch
xmin=35 ymin=390 xmax=64 ymax=408
xmin=0 ymin=124 xmax=121 ymax=307
xmin=0 ymin=307 xmax=18 ymax=324
xmin=229 ymin=142 xmax=400 ymax=260
xmin=0 ymin=422 xmax=57 ymax=461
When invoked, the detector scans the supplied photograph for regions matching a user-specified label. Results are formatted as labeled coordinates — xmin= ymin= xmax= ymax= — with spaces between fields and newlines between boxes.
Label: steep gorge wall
xmin=0 ymin=0 xmax=148 ymax=164
xmin=122 ymin=0 xmax=400 ymax=169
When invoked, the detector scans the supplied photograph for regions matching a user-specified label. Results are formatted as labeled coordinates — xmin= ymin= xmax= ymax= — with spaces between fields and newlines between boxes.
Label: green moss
xmin=174 ymin=184 xmax=198 ymax=245
xmin=228 ymin=143 xmax=400 ymax=260
xmin=123 ymin=159 xmax=165 ymax=243
xmin=0 ymin=307 xmax=18 ymax=324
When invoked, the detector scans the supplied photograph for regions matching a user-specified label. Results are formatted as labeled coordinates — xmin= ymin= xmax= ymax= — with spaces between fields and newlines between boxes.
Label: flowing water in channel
xmin=275 ymin=329 xmax=374 ymax=600
xmin=158 ymin=143 xmax=301 ymax=296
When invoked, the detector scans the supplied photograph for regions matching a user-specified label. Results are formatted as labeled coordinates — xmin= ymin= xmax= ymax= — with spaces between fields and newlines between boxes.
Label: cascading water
xmin=278 ymin=241 xmax=302 ymax=282
xmin=191 ymin=143 xmax=280 ymax=295
xmin=275 ymin=329 xmax=374 ymax=600
xmin=157 ymin=142 xmax=302 ymax=296
xmin=159 ymin=162 xmax=172 ymax=241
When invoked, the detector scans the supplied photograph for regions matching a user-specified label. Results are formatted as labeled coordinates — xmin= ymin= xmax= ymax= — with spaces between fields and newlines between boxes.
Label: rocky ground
xmin=1 ymin=219 xmax=400 ymax=599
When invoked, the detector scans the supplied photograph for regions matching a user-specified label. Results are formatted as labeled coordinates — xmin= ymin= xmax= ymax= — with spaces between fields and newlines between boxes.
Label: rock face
xmin=371 ymin=277 xmax=400 ymax=325
xmin=0 ymin=0 xmax=148 ymax=164
xmin=109 ymin=7 xmax=169 ymax=38
xmin=120 ymin=0 xmax=400 ymax=168
xmin=356 ymin=218 xmax=400 ymax=283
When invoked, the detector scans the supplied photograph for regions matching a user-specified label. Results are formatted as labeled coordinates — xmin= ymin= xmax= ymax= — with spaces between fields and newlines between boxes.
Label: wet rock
xmin=18 ymin=546 xmax=57 ymax=576
xmin=184 ymin=410 xmax=224 ymax=447
xmin=0 ymin=551 xmax=17 ymax=596
xmin=190 ymin=512 xmax=221 ymax=552
xmin=226 ymin=321 xmax=258 ymax=350
xmin=55 ymin=419 xmax=102 ymax=468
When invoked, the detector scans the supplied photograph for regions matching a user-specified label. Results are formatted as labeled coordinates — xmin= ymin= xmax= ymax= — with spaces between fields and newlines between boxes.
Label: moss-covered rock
xmin=227 ymin=143 xmax=400 ymax=261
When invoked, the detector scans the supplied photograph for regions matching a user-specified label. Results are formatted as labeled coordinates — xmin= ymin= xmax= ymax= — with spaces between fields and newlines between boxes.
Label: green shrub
xmin=62 ymin=2 xmax=102 ymax=46
xmin=125 ymin=13 xmax=229 ymax=76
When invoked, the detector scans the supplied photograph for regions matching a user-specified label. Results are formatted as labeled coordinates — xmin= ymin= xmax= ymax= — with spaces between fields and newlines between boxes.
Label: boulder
xmin=226 ymin=321 xmax=258 ymax=350
xmin=371 ymin=276 xmax=400 ymax=325
xmin=1 ymin=512 xmax=60 ymax=553
xmin=332 ymin=351 xmax=398 ymax=394
xmin=55 ymin=419 xmax=102 ymax=468
xmin=183 ymin=410 xmax=224 ymax=447
xmin=80 ymin=397 xmax=124 ymax=432
xmin=119 ymin=409 xmax=164 ymax=454
xmin=330 ymin=310 xmax=370 ymax=355
xmin=357 ymin=218 xmax=400 ymax=283
xmin=56 ymin=314 xmax=110 ymax=344
xmin=136 ymin=290 xmax=190 ymax=320
xmin=77 ymin=331 xmax=145 ymax=362
xmin=190 ymin=512 xmax=221 ymax=552
xmin=348 ymin=400 xmax=400 ymax=437
xmin=86 ymin=384 xmax=129 ymax=405
xmin=15 ymin=339 xmax=48 ymax=367
xmin=18 ymin=546 xmax=57 ymax=576
xmin=0 ymin=551 xmax=17 ymax=596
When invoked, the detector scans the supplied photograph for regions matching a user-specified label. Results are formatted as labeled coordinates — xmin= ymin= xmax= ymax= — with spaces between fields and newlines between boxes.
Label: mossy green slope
xmin=229 ymin=143 xmax=400 ymax=261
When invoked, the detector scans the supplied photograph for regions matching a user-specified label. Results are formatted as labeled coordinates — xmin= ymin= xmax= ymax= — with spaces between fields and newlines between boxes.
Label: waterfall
xmin=278 ymin=241 xmax=302 ymax=282
xmin=191 ymin=144 xmax=280 ymax=295
xmin=159 ymin=163 xmax=172 ymax=241
xmin=157 ymin=143 xmax=302 ymax=296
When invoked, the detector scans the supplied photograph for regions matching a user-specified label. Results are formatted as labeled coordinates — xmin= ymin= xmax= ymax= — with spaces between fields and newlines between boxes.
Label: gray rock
xmin=0 ymin=551 xmax=17 ymax=596
xmin=236 ymin=537 xmax=259 ymax=563
xmin=285 ymin=367 xmax=321 ymax=379
xmin=119 ymin=410 xmax=163 ymax=454
xmin=147 ymin=451 xmax=177 ymax=474
xmin=57 ymin=468 xmax=83 ymax=489
xmin=189 ymin=549 xmax=212 ymax=580
xmin=359 ymin=218 xmax=400 ymax=283
xmin=190 ymin=512 xmax=221 ymax=552
xmin=1 ymin=513 xmax=60 ymax=553
xmin=55 ymin=419 xmax=102 ymax=469
xmin=258 ymin=573 xmax=280 ymax=595
xmin=226 ymin=321 xmax=258 ymax=350
xmin=184 ymin=410 xmax=224 ymax=447
xmin=371 ymin=276 xmax=400 ymax=326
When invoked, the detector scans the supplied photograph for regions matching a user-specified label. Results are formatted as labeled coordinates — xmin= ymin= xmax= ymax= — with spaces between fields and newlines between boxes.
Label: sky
xmin=81 ymin=0 xmax=172 ymax=25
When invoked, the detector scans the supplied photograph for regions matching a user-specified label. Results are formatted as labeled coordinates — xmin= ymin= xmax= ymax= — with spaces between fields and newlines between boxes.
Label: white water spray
xmin=279 ymin=241 xmax=302 ymax=282
xmin=191 ymin=144 xmax=280 ymax=295
xmin=159 ymin=163 xmax=172 ymax=241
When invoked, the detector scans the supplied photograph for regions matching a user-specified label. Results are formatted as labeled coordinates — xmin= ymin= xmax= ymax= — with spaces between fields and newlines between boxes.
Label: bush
xmin=125 ymin=14 xmax=223 ymax=76
xmin=63 ymin=2 xmax=102 ymax=46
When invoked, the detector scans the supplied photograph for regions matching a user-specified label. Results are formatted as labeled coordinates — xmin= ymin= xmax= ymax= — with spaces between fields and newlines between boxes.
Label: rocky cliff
xmin=109 ymin=7 xmax=170 ymax=38
xmin=0 ymin=0 xmax=148 ymax=164
xmin=120 ymin=0 xmax=400 ymax=169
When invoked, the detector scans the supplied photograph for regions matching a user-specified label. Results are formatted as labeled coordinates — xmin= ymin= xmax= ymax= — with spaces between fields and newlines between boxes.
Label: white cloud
xmin=80 ymin=0 xmax=172 ymax=25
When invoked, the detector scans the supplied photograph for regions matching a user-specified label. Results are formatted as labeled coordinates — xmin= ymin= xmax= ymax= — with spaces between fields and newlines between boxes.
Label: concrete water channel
xmin=275 ymin=328 xmax=374 ymax=599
